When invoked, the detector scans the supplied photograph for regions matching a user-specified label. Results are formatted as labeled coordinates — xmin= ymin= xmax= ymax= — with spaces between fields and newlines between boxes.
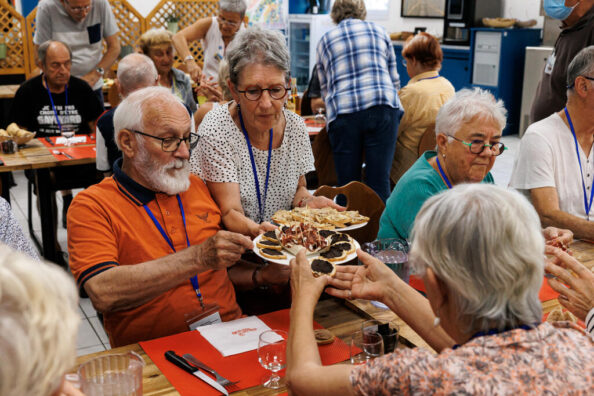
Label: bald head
xmin=37 ymin=40 xmax=72 ymax=68
xmin=117 ymin=53 xmax=158 ymax=97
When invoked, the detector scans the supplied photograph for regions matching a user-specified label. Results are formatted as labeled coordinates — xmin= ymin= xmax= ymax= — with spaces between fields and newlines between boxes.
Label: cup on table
xmin=258 ymin=329 xmax=288 ymax=389
xmin=363 ymin=238 xmax=410 ymax=283
xmin=0 ymin=140 xmax=16 ymax=154
xmin=362 ymin=319 xmax=399 ymax=353
xmin=349 ymin=330 xmax=384 ymax=365
xmin=77 ymin=351 xmax=144 ymax=396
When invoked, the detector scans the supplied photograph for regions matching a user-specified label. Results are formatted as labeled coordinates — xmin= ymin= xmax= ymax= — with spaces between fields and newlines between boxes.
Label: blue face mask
xmin=543 ymin=0 xmax=578 ymax=20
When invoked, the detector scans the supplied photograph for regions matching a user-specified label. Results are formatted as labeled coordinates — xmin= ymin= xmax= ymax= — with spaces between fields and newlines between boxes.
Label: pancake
xmin=330 ymin=233 xmax=351 ymax=244
xmin=332 ymin=241 xmax=355 ymax=255
xmin=262 ymin=231 xmax=279 ymax=242
xmin=310 ymin=258 xmax=336 ymax=277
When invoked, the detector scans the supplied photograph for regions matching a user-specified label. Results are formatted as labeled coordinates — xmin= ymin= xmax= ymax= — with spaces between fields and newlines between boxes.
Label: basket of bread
xmin=0 ymin=123 xmax=36 ymax=145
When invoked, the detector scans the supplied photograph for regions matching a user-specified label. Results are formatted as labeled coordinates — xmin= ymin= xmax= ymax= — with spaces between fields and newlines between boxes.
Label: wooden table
xmin=0 ymin=84 xmax=19 ymax=99
xmin=73 ymin=240 xmax=594 ymax=395
xmin=0 ymin=137 xmax=96 ymax=263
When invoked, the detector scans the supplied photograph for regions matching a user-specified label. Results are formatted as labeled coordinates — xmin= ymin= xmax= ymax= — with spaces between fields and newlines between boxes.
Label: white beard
xmin=136 ymin=142 xmax=191 ymax=195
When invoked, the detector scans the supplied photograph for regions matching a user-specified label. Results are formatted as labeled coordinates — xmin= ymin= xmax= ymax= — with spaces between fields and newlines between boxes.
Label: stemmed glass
xmin=257 ymin=329 xmax=288 ymax=389
xmin=61 ymin=128 xmax=75 ymax=146
xmin=314 ymin=107 xmax=326 ymax=123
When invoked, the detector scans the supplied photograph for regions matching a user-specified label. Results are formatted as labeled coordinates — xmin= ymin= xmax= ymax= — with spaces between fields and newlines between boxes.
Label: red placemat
xmin=50 ymin=146 xmax=96 ymax=160
xmin=139 ymin=309 xmax=350 ymax=396
xmin=38 ymin=134 xmax=95 ymax=148
xmin=409 ymin=275 xmax=559 ymax=303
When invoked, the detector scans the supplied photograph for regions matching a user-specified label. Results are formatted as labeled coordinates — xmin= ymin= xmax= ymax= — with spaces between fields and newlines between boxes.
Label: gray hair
xmin=567 ymin=45 xmax=594 ymax=91
xmin=220 ymin=0 xmax=247 ymax=16
xmin=0 ymin=245 xmax=79 ymax=396
xmin=226 ymin=26 xmax=290 ymax=86
xmin=331 ymin=0 xmax=366 ymax=24
xmin=410 ymin=184 xmax=544 ymax=334
xmin=117 ymin=53 xmax=158 ymax=96
xmin=436 ymin=88 xmax=507 ymax=137
xmin=113 ymin=86 xmax=188 ymax=149
xmin=218 ymin=59 xmax=233 ymax=101
xmin=37 ymin=40 xmax=72 ymax=67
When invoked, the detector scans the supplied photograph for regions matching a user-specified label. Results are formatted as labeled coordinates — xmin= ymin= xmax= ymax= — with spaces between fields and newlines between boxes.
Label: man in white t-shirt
xmin=33 ymin=0 xmax=120 ymax=106
xmin=510 ymin=46 xmax=594 ymax=240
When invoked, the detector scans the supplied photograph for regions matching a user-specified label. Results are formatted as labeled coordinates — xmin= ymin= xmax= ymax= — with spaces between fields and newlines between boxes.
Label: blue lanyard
xmin=44 ymin=75 xmax=68 ymax=133
xmin=565 ymin=107 xmax=594 ymax=218
xmin=143 ymin=195 xmax=205 ymax=308
xmin=452 ymin=323 xmax=539 ymax=350
xmin=418 ymin=74 xmax=440 ymax=81
xmin=238 ymin=105 xmax=273 ymax=223
xmin=436 ymin=156 xmax=452 ymax=189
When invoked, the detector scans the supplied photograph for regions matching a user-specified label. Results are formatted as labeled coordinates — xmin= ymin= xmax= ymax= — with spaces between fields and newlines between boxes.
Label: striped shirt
xmin=316 ymin=18 xmax=402 ymax=124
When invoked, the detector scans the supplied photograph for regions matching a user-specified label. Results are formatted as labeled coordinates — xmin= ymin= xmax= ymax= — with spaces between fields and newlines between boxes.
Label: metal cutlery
xmin=52 ymin=150 xmax=73 ymax=159
xmin=183 ymin=353 xmax=239 ymax=390
xmin=165 ymin=350 xmax=229 ymax=395
xmin=45 ymin=137 xmax=54 ymax=146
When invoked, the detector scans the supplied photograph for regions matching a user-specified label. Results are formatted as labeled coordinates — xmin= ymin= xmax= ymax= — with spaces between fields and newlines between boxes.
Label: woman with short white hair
xmin=287 ymin=184 xmax=594 ymax=395
xmin=378 ymin=87 xmax=506 ymax=240
xmin=0 ymin=245 xmax=81 ymax=396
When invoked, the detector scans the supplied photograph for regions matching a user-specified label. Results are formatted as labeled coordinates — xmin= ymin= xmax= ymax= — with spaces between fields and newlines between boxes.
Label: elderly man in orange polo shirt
xmin=68 ymin=86 xmax=266 ymax=347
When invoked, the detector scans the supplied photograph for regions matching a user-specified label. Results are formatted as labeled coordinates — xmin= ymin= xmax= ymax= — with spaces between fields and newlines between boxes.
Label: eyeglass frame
xmin=401 ymin=57 xmax=408 ymax=67
xmin=236 ymin=85 xmax=290 ymax=101
xmin=567 ymin=75 xmax=594 ymax=89
xmin=131 ymin=129 xmax=199 ymax=152
xmin=447 ymin=135 xmax=507 ymax=156
xmin=64 ymin=0 xmax=92 ymax=13
xmin=217 ymin=15 xmax=242 ymax=28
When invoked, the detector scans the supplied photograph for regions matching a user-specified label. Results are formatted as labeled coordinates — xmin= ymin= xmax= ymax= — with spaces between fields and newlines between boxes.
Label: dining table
xmin=0 ymin=135 xmax=96 ymax=264
xmin=72 ymin=239 xmax=594 ymax=395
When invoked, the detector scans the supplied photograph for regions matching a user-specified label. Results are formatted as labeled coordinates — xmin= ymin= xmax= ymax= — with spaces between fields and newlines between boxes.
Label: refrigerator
xmin=288 ymin=14 xmax=334 ymax=92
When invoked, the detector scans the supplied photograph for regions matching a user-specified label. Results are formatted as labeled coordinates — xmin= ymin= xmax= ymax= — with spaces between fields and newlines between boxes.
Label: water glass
xmin=258 ymin=329 xmax=288 ymax=389
xmin=78 ymin=351 xmax=144 ymax=396
xmin=349 ymin=330 xmax=384 ymax=365
xmin=363 ymin=238 xmax=410 ymax=283
xmin=362 ymin=320 xmax=399 ymax=353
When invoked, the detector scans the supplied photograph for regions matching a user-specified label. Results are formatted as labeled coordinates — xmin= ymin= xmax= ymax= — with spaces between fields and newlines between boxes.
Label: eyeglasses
xmin=448 ymin=135 xmax=507 ymax=156
xmin=218 ymin=15 xmax=242 ymax=27
xmin=237 ymin=85 xmax=289 ymax=101
xmin=132 ymin=130 xmax=199 ymax=152
xmin=65 ymin=0 xmax=92 ymax=12
xmin=568 ymin=75 xmax=594 ymax=89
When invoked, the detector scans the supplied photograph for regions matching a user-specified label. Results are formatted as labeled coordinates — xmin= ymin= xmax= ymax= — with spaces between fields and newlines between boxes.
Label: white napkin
xmin=55 ymin=136 xmax=87 ymax=145
xmin=197 ymin=316 xmax=282 ymax=357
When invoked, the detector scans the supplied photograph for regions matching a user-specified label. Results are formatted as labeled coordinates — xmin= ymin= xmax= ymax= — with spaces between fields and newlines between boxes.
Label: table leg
xmin=34 ymin=168 xmax=59 ymax=265
xmin=0 ymin=172 xmax=10 ymax=204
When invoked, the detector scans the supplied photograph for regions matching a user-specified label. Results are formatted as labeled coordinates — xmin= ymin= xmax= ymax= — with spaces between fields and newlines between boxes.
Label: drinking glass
xmin=363 ymin=238 xmax=410 ymax=283
xmin=314 ymin=107 xmax=326 ymax=123
xmin=362 ymin=320 xmax=399 ymax=353
xmin=78 ymin=351 xmax=144 ymax=396
xmin=61 ymin=128 xmax=75 ymax=146
xmin=349 ymin=330 xmax=384 ymax=365
xmin=257 ymin=329 xmax=288 ymax=389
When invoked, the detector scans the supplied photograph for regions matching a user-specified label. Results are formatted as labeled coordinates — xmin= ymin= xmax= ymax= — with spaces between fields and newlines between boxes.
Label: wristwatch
xmin=183 ymin=55 xmax=194 ymax=63
xmin=96 ymin=67 xmax=104 ymax=76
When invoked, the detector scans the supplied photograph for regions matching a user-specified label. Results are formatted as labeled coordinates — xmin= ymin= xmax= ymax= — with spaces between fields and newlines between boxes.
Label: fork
xmin=182 ymin=353 xmax=239 ymax=390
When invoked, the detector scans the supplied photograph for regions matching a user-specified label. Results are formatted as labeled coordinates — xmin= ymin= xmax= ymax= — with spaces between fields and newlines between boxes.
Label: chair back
xmin=107 ymin=83 xmax=121 ymax=108
xmin=417 ymin=124 xmax=436 ymax=156
xmin=300 ymin=89 xmax=313 ymax=116
xmin=314 ymin=181 xmax=385 ymax=244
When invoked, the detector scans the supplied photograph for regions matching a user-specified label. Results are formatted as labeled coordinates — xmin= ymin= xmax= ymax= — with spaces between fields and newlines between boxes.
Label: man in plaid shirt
xmin=316 ymin=0 xmax=403 ymax=203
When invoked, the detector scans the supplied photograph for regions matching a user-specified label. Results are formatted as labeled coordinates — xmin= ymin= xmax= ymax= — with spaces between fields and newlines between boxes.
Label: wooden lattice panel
xmin=0 ymin=0 xmax=29 ymax=75
xmin=146 ymin=0 xmax=219 ymax=67
xmin=24 ymin=6 xmax=36 ymax=77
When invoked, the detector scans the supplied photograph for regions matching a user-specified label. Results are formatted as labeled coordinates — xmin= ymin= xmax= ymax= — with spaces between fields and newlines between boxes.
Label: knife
xmin=45 ymin=137 xmax=54 ymax=146
xmin=164 ymin=350 xmax=229 ymax=395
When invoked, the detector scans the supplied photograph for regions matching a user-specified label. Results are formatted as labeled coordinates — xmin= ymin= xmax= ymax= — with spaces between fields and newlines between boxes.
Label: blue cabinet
xmin=392 ymin=43 xmax=472 ymax=91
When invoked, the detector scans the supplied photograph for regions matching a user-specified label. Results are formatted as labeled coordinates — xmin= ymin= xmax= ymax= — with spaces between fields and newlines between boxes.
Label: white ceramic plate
xmin=334 ymin=222 xmax=368 ymax=232
xmin=252 ymin=234 xmax=361 ymax=266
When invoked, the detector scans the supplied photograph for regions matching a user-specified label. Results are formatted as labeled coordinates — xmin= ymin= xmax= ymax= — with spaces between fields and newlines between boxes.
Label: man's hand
xmin=186 ymin=60 xmax=202 ymax=83
xmin=326 ymin=249 xmax=399 ymax=302
xmin=545 ymin=245 xmax=594 ymax=321
xmin=81 ymin=70 xmax=101 ymax=88
xmin=197 ymin=230 xmax=253 ymax=270
xmin=543 ymin=227 xmax=573 ymax=247
xmin=289 ymin=249 xmax=329 ymax=305
xmin=260 ymin=262 xmax=291 ymax=286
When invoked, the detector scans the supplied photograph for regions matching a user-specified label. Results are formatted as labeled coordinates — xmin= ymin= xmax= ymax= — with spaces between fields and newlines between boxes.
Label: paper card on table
xmin=55 ymin=136 xmax=87 ymax=145
xmin=197 ymin=316 xmax=281 ymax=357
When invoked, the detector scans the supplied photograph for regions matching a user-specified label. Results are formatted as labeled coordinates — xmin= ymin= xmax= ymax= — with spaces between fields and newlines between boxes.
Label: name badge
xmin=544 ymin=52 xmax=556 ymax=75
xmin=186 ymin=303 xmax=222 ymax=330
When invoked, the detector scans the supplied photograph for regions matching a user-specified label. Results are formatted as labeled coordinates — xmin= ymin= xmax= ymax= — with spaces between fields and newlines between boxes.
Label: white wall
xmin=368 ymin=0 xmax=543 ymax=37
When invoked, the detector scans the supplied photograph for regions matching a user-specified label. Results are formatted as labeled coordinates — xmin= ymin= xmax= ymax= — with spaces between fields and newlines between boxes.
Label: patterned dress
xmin=351 ymin=322 xmax=594 ymax=395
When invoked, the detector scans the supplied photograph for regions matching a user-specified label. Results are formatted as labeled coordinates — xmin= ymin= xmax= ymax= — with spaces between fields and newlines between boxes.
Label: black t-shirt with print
xmin=10 ymin=74 xmax=103 ymax=137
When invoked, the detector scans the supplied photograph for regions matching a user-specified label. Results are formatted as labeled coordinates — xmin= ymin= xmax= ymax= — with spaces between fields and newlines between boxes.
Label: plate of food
xmin=252 ymin=224 xmax=360 ymax=266
xmin=271 ymin=207 xmax=369 ymax=231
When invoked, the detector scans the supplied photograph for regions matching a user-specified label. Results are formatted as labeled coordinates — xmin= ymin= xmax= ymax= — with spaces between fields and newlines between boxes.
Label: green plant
xmin=166 ymin=13 xmax=179 ymax=23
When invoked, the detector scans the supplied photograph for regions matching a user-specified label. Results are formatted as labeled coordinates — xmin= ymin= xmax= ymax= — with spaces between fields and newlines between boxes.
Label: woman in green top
xmin=378 ymin=88 xmax=507 ymax=240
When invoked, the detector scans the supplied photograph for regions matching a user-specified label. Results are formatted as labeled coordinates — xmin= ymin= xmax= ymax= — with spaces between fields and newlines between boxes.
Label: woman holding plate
xmin=190 ymin=27 xmax=340 ymax=239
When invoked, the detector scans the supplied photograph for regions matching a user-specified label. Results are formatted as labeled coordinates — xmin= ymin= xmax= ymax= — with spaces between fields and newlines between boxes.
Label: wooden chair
xmin=314 ymin=181 xmax=385 ymax=244
xmin=417 ymin=124 xmax=436 ymax=156
xmin=107 ymin=83 xmax=121 ymax=108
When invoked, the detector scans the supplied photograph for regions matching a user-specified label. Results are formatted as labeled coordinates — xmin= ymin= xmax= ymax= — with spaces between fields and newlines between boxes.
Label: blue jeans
xmin=328 ymin=105 xmax=401 ymax=203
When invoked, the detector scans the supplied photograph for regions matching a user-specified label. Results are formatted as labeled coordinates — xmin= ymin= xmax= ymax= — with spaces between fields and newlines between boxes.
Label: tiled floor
xmin=6 ymin=134 xmax=521 ymax=356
